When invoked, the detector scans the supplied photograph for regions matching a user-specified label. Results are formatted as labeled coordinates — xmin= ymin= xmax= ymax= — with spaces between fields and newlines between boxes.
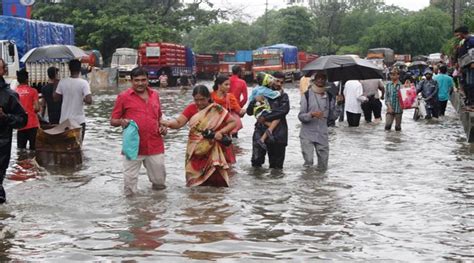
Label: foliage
xmin=31 ymin=0 xmax=222 ymax=64
xmin=28 ymin=0 xmax=471 ymax=62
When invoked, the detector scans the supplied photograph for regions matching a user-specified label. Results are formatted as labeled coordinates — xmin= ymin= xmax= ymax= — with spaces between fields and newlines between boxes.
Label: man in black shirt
xmin=41 ymin=67 xmax=62 ymax=124
xmin=247 ymin=71 xmax=290 ymax=169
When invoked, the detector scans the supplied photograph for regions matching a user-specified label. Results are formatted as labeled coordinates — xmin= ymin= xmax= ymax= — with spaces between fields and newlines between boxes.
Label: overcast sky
xmin=203 ymin=0 xmax=430 ymax=21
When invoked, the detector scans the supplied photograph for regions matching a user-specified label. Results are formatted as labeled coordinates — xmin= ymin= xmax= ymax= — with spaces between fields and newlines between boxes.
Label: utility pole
xmin=264 ymin=0 xmax=268 ymax=44
xmin=452 ymin=0 xmax=463 ymax=31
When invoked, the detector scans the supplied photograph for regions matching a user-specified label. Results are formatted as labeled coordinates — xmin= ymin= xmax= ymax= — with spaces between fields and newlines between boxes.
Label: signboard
xmin=2 ymin=0 xmax=33 ymax=18
xmin=146 ymin=47 xmax=160 ymax=57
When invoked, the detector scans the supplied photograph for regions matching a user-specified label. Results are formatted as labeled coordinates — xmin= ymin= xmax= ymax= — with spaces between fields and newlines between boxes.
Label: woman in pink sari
xmin=162 ymin=85 xmax=236 ymax=187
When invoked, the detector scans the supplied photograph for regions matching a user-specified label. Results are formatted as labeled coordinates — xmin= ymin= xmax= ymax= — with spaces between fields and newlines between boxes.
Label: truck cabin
xmin=0 ymin=40 xmax=19 ymax=82
xmin=111 ymin=48 xmax=138 ymax=78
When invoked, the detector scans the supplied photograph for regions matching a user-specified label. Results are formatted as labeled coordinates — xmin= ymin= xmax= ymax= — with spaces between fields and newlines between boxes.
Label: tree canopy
xmin=28 ymin=0 xmax=474 ymax=62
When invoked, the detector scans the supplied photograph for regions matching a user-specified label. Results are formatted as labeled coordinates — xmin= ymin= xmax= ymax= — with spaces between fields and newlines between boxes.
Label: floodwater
xmin=1 ymin=81 xmax=473 ymax=261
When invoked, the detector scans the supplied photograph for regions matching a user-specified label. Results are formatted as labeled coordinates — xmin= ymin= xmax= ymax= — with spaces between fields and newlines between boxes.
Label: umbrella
xmin=393 ymin=61 xmax=407 ymax=67
xmin=21 ymin=45 xmax=87 ymax=63
xmin=302 ymin=55 xmax=384 ymax=82
xmin=407 ymin=61 xmax=428 ymax=68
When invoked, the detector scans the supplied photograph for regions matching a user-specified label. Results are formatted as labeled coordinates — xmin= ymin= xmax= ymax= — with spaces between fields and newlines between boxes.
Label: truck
xmin=138 ymin=42 xmax=195 ymax=86
xmin=252 ymin=44 xmax=298 ymax=81
xmin=217 ymin=50 xmax=253 ymax=82
xmin=366 ymin=48 xmax=395 ymax=68
xmin=295 ymin=51 xmax=318 ymax=79
xmin=110 ymin=48 xmax=138 ymax=79
xmin=0 ymin=15 xmax=74 ymax=85
xmin=195 ymin=53 xmax=219 ymax=80
xmin=394 ymin=54 xmax=412 ymax=63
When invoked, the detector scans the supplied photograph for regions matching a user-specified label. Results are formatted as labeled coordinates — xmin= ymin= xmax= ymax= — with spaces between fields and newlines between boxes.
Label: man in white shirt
xmin=343 ymin=80 xmax=367 ymax=127
xmin=54 ymin=59 xmax=92 ymax=141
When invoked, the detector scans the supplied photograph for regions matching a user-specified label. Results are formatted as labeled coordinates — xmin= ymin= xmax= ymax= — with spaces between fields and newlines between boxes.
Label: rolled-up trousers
xmin=122 ymin=154 xmax=166 ymax=196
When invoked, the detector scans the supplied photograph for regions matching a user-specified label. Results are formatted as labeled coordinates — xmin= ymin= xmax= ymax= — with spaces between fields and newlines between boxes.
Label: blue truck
xmin=0 ymin=15 xmax=74 ymax=84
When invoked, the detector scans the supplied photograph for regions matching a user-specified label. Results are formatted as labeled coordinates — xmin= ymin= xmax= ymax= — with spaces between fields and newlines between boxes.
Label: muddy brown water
xmin=1 ymin=81 xmax=473 ymax=261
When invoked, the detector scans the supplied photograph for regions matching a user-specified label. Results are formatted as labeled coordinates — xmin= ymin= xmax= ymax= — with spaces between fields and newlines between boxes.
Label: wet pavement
xmin=1 ymin=81 xmax=473 ymax=261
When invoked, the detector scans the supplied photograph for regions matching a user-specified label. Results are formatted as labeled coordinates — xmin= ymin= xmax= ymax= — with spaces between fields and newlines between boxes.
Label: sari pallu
xmin=185 ymin=103 xmax=231 ymax=187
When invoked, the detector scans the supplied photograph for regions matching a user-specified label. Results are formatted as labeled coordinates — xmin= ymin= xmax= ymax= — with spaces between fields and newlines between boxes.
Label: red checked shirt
xmin=111 ymin=87 xmax=164 ymax=155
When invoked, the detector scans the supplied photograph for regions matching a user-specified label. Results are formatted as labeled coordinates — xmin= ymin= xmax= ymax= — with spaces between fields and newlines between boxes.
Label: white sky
xmin=202 ymin=0 xmax=430 ymax=21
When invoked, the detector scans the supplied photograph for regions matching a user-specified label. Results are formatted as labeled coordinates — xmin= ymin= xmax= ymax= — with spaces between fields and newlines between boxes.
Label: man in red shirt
xmin=110 ymin=67 xmax=168 ymax=196
xmin=15 ymin=69 xmax=40 ymax=150
xmin=229 ymin=65 xmax=248 ymax=108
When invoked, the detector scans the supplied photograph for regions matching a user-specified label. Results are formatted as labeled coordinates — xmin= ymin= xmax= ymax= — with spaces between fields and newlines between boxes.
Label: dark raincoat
xmin=0 ymin=77 xmax=27 ymax=183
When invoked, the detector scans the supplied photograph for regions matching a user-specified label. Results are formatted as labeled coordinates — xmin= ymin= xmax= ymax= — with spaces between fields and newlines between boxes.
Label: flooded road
xmin=1 ymin=81 xmax=473 ymax=261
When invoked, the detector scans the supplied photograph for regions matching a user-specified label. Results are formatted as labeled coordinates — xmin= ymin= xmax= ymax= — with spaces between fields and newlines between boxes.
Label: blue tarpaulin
xmin=257 ymin=44 xmax=298 ymax=64
xmin=236 ymin=50 xmax=252 ymax=62
xmin=185 ymin=47 xmax=195 ymax=67
xmin=0 ymin=15 xmax=74 ymax=59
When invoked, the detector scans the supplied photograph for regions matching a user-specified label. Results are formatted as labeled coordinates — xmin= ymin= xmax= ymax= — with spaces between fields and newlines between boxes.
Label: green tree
xmin=185 ymin=22 xmax=258 ymax=53
xmin=360 ymin=7 xmax=450 ymax=56
xmin=272 ymin=6 xmax=315 ymax=51
xmin=31 ymin=0 xmax=222 ymax=64
xmin=309 ymin=0 xmax=348 ymax=54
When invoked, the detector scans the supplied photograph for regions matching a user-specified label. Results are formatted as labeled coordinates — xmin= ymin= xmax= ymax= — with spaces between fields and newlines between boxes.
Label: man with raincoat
xmin=0 ymin=58 xmax=27 ymax=204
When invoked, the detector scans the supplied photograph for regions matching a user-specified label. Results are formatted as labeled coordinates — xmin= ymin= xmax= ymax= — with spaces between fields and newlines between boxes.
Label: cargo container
xmin=138 ymin=42 xmax=195 ymax=86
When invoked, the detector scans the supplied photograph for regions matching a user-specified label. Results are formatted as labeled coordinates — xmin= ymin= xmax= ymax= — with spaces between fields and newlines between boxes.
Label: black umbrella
xmin=302 ymin=55 xmax=384 ymax=82
xmin=20 ymin=45 xmax=87 ymax=63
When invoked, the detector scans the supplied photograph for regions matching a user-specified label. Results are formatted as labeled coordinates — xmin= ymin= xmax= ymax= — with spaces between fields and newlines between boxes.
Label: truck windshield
xmin=111 ymin=55 xmax=137 ymax=66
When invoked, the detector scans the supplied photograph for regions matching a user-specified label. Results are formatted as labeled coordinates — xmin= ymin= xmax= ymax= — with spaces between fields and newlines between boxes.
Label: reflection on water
xmin=1 ymin=81 xmax=473 ymax=261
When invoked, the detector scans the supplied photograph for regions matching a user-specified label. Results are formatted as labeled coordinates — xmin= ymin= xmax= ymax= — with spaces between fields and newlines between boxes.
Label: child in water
xmin=249 ymin=73 xmax=282 ymax=150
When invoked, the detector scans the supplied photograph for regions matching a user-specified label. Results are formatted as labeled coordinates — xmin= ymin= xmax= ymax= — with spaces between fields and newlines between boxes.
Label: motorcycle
xmin=413 ymin=94 xmax=427 ymax=121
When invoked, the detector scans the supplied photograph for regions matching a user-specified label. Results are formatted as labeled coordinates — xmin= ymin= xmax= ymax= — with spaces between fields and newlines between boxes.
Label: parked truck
xmin=0 ymin=15 xmax=74 ymax=85
xmin=295 ymin=51 xmax=318 ymax=79
xmin=195 ymin=53 xmax=219 ymax=80
xmin=111 ymin=48 xmax=138 ymax=79
xmin=252 ymin=44 xmax=298 ymax=81
xmin=366 ymin=47 xmax=395 ymax=68
xmin=138 ymin=42 xmax=195 ymax=86
xmin=394 ymin=54 xmax=412 ymax=63
xmin=217 ymin=50 xmax=253 ymax=82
